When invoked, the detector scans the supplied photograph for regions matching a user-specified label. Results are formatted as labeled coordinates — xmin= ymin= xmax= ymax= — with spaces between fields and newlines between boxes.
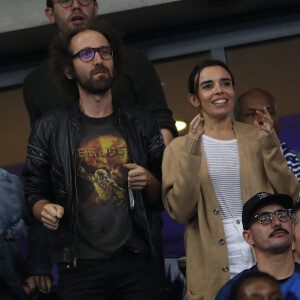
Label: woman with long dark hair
xmin=162 ymin=60 xmax=299 ymax=300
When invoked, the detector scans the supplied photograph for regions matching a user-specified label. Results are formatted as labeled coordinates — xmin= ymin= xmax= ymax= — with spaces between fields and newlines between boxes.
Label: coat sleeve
xmin=23 ymin=69 xmax=44 ymax=127
xmin=146 ymin=121 xmax=165 ymax=182
xmin=24 ymin=119 xmax=54 ymax=213
xmin=25 ymin=221 xmax=52 ymax=277
xmin=259 ymin=129 xmax=300 ymax=202
xmin=8 ymin=172 xmax=52 ymax=278
xmin=142 ymin=112 xmax=165 ymax=211
xmin=162 ymin=136 xmax=202 ymax=224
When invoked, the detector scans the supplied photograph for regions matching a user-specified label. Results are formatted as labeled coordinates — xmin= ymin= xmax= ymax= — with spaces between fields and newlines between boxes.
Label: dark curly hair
xmin=50 ymin=24 xmax=123 ymax=100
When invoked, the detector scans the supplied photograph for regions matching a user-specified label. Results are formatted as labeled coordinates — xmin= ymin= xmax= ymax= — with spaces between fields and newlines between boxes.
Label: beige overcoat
xmin=162 ymin=121 xmax=299 ymax=300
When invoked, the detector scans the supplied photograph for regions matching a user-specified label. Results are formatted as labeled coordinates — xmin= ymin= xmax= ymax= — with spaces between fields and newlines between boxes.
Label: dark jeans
xmin=57 ymin=250 xmax=161 ymax=300
xmin=0 ymin=291 xmax=21 ymax=300
xmin=0 ymin=277 xmax=21 ymax=300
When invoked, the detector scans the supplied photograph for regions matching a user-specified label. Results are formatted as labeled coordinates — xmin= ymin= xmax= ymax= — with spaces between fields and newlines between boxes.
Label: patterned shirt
xmin=281 ymin=141 xmax=300 ymax=182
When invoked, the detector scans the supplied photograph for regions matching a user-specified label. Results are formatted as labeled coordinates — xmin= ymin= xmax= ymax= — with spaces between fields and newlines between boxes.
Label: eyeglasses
xmin=56 ymin=0 xmax=93 ymax=8
xmin=72 ymin=46 xmax=113 ymax=62
xmin=253 ymin=209 xmax=292 ymax=225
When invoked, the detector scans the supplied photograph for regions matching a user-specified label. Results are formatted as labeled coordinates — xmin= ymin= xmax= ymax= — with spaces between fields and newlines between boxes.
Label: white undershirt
xmin=203 ymin=134 xmax=255 ymax=278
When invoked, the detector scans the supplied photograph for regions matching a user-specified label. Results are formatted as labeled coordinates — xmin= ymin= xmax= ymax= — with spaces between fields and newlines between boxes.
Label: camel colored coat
xmin=162 ymin=121 xmax=299 ymax=300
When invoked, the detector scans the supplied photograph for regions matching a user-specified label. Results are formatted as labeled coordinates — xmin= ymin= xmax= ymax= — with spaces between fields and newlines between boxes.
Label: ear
xmin=243 ymin=230 xmax=255 ymax=246
xmin=45 ymin=7 xmax=56 ymax=24
xmin=291 ymin=221 xmax=295 ymax=237
xmin=93 ymin=1 xmax=99 ymax=17
xmin=292 ymin=240 xmax=295 ymax=252
xmin=188 ymin=93 xmax=201 ymax=108
xmin=64 ymin=66 xmax=74 ymax=80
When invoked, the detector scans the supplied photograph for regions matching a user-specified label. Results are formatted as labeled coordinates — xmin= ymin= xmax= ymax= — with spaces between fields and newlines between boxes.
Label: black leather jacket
xmin=24 ymin=100 xmax=165 ymax=264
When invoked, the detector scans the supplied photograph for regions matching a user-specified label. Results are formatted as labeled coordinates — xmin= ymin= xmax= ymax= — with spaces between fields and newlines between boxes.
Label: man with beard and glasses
xmin=23 ymin=0 xmax=177 ymax=145
xmin=23 ymin=25 xmax=165 ymax=300
xmin=216 ymin=192 xmax=300 ymax=300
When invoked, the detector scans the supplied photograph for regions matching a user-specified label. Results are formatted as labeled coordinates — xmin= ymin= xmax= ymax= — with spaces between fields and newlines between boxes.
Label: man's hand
xmin=41 ymin=204 xmax=64 ymax=230
xmin=124 ymin=163 xmax=161 ymax=203
xmin=23 ymin=275 xmax=53 ymax=295
xmin=254 ymin=106 xmax=274 ymax=137
xmin=124 ymin=163 xmax=150 ymax=190
xmin=33 ymin=200 xmax=64 ymax=230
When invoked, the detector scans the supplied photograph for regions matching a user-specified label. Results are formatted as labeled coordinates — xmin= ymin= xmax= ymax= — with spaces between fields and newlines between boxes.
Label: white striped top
xmin=202 ymin=134 xmax=243 ymax=219
xmin=203 ymin=134 xmax=255 ymax=277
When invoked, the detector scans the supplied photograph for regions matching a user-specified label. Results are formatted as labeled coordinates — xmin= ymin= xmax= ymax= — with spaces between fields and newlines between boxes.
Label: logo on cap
xmin=257 ymin=192 xmax=269 ymax=199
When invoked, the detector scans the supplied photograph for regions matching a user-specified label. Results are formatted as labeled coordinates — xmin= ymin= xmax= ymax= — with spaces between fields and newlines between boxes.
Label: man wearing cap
xmin=216 ymin=192 xmax=300 ymax=300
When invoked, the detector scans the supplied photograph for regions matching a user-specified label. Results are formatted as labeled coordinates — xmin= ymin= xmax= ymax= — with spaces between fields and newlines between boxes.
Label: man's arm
xmin=23 ymin=69 xmax=43 ymax=127
xmin=115 ymin=48 xmax=178 ymax=141
xmin=161 ymin=128 xmax=174 ymax=145
xmin=138 ymin=112 xmax=165 ymax=208
xmin=23 ymin=222 xmax=53 ymax=295
xmin=10 ymin=172 xmax=53 ymax=295
xmin=24 ymin=116 xmax=56 ymax=214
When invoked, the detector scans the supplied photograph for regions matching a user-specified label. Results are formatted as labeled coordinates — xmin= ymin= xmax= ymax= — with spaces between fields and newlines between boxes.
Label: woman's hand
xmin=188 ymin=114 xmax=204 ymax=139
xmin=254 ymin=107 xmax=274 ymax=137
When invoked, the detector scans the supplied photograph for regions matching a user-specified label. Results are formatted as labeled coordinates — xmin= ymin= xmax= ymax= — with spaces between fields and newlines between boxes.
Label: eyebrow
xmin=256 ymin=208 xmax=286 ymax=214
xmin=200 ymin=77 xmax=232 ymax=86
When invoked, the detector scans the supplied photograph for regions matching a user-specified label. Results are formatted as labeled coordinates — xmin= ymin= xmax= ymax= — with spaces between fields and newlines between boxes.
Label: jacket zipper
xmin=72 ymin=120 xmax=81 ymax=268
xmin=72 ymin=164 xmax=79 ymax=268
xmin=118 ymin=111 xmax=155 ymax=257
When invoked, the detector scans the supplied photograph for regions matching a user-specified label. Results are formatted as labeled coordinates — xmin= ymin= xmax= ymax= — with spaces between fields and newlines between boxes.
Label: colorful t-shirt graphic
xmin=75 ymin=113 xmax=132 ymax=259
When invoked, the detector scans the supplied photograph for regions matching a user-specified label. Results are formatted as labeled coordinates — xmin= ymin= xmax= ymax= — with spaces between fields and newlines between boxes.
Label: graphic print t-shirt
xmin=75 ymin=113 xmax=132 ymax=259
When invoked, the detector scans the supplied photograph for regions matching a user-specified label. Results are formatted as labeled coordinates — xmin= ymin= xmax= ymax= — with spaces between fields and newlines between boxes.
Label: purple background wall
xmin=278 ymin=114 xmax=300 ymax=151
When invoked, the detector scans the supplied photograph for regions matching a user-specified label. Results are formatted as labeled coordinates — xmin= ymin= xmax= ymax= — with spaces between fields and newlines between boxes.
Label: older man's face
xmin=237 ymin=92 xmax=279 ymax=134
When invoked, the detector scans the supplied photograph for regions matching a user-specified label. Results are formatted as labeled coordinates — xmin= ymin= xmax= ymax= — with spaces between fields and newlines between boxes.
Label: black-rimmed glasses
xmin=253 ymin=209 xmax=292 ymax=225
xmin=56 ymin=0 xmax=93 ymax=8
xmin=72 ymin=46 xmax=113 ymax=62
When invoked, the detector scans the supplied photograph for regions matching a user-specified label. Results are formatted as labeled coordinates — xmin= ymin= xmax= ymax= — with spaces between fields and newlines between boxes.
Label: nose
xmin=93 ymin=51 xmax=103 ymax=63
xmin=271 ymin=214 xmax=281 ymax=227
xmin=71 ymin=0 xmax=80 ymax=8
xmin=214 ymin=83 xmax=223 ymax=94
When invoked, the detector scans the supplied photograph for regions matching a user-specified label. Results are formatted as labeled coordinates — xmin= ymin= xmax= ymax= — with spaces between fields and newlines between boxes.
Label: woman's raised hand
xmin=254 ymin=107 xmax=274 ymax=137
xmin=188 ymin=114 xmax=204 ymax=139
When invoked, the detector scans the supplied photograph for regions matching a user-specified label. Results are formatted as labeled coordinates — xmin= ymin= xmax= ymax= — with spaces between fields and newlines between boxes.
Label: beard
xmin=252 ymin=226 xmax=293 ymax=255
xmin=74 ymin=64 xmax=114 ymax=95
xmin=269 ymin=241 xmax=291 ymax=254
xmin=268 ymin=228 xmax=293 ymax=254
